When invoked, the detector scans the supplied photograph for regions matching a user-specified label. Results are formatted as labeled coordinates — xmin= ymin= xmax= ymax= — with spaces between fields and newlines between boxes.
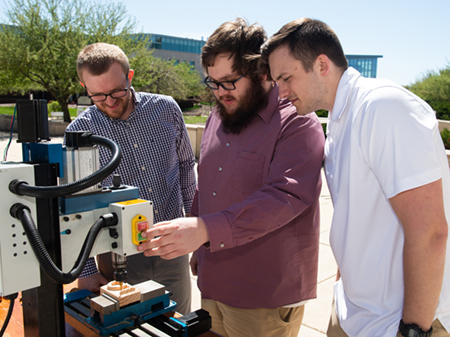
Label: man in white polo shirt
xmin=261 ymin=18 xmax=450 ymax=337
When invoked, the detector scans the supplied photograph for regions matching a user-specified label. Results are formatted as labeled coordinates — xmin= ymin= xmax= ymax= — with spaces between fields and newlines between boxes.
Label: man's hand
xmin=77 ymin=273 xmax=108 ymax=293
xmin=137 ymin=217 xmax=209 ymax=260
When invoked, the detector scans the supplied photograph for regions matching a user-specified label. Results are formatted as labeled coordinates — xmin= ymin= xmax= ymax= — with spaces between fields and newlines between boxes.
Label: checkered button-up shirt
xmin=66 ymin=89 xmax=196 ymax=277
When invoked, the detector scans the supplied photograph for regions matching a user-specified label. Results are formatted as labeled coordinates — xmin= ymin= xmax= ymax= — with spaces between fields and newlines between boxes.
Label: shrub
xmin=315 ymin=109 xmax=328 ymax=118
xmin=441 ymin=128 xmax=450 ymax=149
xmin=48 ymin=101 xmax=62 ymax=113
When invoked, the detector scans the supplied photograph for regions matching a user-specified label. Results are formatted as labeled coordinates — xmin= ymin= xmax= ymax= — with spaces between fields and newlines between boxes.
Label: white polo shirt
xmin=325 ymin=67 xmax=450 ymax=336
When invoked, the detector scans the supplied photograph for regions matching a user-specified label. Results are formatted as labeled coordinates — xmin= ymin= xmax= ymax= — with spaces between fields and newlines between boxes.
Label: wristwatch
xmin=398 ymin=319 xmax=433 ymax=337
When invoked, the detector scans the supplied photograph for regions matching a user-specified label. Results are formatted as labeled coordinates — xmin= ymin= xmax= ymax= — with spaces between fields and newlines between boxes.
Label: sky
xmin=0 ymin=0 xmax=449 ymax=86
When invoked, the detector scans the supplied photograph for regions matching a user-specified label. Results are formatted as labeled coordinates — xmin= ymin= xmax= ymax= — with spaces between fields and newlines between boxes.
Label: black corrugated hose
xmin=8 ymin=133 xmax=122 ymax=198
xmin=9 ymin=203 xmax=118 ymax=284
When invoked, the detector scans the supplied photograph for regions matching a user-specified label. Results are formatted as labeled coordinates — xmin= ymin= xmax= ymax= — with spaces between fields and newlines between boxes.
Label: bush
xmin=315 ymin=109 xmax=328 ymax=118
xmin=429 ymin=100 xmax=450 ymax=121
xmin=441 ymin=128 xmax=450 ymax=149
xmin=48 ymin=101 xmax=62 ymax=113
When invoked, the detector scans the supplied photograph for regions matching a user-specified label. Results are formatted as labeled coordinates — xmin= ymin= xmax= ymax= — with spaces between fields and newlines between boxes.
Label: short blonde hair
xmin=77 ymin=42 xmax=130 ymax=82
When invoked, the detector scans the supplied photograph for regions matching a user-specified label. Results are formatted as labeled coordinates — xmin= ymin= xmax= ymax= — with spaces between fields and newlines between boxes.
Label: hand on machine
xmin=0 ymin=100 xmax=211 ymax=337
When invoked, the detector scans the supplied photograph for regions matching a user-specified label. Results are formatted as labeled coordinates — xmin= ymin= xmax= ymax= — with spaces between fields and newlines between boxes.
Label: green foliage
xmin=132 ymin=58 xmax=204 ymax=100
xmin=198 ymin=86 xmax=215 ymax=106
xmin=0 ymin=0 xmax=206 ymax=123
xmin=183 ymin=115 xmax=207 ymax=124
xmin=0 ymin=104 xmax=77 ymax=116
xmin=427 ymin=100 xmax=450 ymax=121
xmin=441 ymin=128 xmax=450 ymax=150
xmin=0 ymin=106 xmax=15 ymax=115
xmin=173 ymin=62 xmax=204 ymax=98
xmin=315 ymin=109 xmax=328 ymax=118
xmin=0 ymin=0 xmax=150 ymax=122
xmin=48 ymin=100 xmax=62 ymax=112
xmin=408 ymin=64 xmax=450 ymax=120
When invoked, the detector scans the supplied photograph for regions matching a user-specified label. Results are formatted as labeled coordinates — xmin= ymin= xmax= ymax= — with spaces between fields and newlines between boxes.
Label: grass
xmin=183 ymin=115 xmax=207 ymax=124
xmin=0 ymin=106 xmax=16 ymax=115
xmin=0 ymin=105 xmax=206 ymax=124
xmin=0 ymin=105 xmax=78 ymax=117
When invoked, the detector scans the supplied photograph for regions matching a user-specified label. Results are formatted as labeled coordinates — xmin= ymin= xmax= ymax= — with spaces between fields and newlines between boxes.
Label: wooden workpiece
xmin=100 ymin=281 xmax=141 ymax=307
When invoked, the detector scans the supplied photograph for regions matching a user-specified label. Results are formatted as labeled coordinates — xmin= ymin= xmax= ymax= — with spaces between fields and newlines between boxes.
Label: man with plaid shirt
xmin=65 ymin=42 xmax=196 ymax=314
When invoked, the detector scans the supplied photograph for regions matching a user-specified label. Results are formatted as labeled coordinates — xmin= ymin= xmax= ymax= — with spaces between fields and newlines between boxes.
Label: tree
xmin=0 ymin=0 xmax=152 ymax=122
xmin=174 ymin=62 xmax=204 ymax=98
xmin=131 ymin=56 xmax=204 ymax=101
xmin=407 ymin=64 xmax=450 ymax=120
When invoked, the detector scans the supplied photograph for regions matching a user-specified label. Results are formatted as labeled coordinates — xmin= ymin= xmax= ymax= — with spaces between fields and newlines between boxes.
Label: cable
xmin=2 ymin=105 xmax=16 ymax=162
xmin=10 ymin=203 xmax=118 ymax=284
xmin=0 ymin=293 xmax=18 ymax=337
xmin=8 ymin=133 xmax=122 ymax=198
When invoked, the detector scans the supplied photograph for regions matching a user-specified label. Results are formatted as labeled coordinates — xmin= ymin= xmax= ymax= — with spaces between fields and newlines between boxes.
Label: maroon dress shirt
xmin=191 ymin=85 xmax=325 ymax=308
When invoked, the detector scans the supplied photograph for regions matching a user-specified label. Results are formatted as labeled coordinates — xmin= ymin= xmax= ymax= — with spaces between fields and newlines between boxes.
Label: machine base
xmin=64 ymin=289 xmax=211 ymax=337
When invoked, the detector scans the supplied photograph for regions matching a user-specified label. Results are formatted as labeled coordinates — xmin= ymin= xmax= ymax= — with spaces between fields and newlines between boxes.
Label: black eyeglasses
xmin=204 ymin=73 xmax=248 ymax=90
xmin=86 ymin=77 xmax=129 ymax=102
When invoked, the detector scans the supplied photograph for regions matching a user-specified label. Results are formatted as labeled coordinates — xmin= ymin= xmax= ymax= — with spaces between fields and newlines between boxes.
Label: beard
xmin=216 ymin=78 xmax=269 ymax=134
xmin=96 ymin=92 xmax=132 ymax=120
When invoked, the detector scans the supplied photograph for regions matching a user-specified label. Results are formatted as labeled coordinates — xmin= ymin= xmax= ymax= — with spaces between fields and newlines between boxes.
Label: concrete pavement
xmin=0 ymin=132 xmax=337 ymax=336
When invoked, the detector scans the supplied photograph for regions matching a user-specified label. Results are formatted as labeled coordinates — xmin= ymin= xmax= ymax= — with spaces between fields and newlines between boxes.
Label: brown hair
xmin=260 ymin=18 xmax=348 ymax=79
xmin=201 ymin=18 xmax=267 ymax=80
xmin=77 ymin=43 xmax=130 ymax=82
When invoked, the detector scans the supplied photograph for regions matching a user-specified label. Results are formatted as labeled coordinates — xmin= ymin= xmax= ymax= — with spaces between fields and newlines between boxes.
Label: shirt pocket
xmin=230 ymin=151 xmax=265 ymax=195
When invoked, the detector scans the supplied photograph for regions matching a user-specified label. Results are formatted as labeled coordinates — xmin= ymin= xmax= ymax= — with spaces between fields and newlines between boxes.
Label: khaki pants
xmin=202 ymin=299 xmax=304 ymax=337
xmin=327 ymin=301 xmax=449 ymax=337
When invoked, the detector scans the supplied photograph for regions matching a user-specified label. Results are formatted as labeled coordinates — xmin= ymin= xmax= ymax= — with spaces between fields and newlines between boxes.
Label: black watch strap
xmin=398 ymin=319 xmax=433 ymax=337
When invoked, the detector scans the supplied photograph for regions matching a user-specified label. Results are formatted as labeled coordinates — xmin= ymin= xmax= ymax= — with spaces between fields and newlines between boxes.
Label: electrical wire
xmin=0 ymin=293 xmax=18 ymax=337
xmin=2 ymin=105 xmax=17 ymax=162
xmin=8 ymin=133 xmax=121 ymax=198
xmin=10 ymin=203 xmax=118 ymax=284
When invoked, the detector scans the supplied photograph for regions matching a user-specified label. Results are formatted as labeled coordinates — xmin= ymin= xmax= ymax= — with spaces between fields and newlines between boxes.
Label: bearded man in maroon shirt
xmin=138 ymin=18 xmax=325 ymax=337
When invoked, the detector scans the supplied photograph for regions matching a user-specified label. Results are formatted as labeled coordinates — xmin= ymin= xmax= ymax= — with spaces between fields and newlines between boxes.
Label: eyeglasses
xmin=204 ymin=73 xmax=248 ymax=90
xmin=86 ymin=77 xmax=129 ymax=102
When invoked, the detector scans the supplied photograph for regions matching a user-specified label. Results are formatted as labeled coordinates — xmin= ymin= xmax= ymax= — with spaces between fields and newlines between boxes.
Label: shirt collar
xmin=131 ymin=87 xmax=141 ymax=106
xmin=330 ymin=67 xmax=361 ymax=121
xmin=257 ymin=83 xmax=281 ymax=124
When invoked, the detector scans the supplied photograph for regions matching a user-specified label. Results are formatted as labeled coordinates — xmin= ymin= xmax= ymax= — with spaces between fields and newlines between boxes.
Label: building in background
xmin=140 ymin=33 xmax=206 ymax=76
xmin=346 ymin=55 xmax=383 ymax=78
xmin=144 ymin=34 xmax=383 ymax=80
